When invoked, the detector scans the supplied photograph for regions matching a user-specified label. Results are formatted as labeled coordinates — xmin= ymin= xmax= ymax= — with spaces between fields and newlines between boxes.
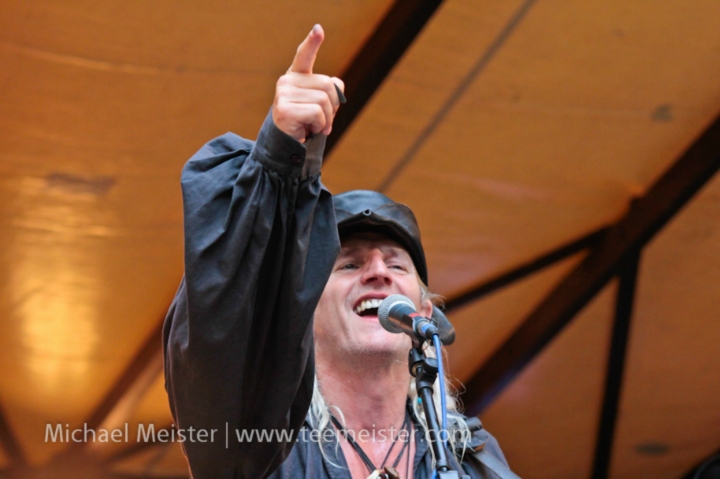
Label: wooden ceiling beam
xmin=444 ymin=226 xmax=607 ymax=312
xmin=325 ymin=0 xmax=444 ymax=156
xmin=591 ymin=249 xmax=641 ymax=479
xmin=461 ymin=110 xmax=720 ymax=416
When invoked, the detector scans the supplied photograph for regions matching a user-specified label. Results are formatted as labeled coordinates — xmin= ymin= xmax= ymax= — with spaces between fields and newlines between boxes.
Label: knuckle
xmin=272 ymin=107 xmax=287 ymax=122
xmin=275 ymin=85 xmax=293 ymax=99
xmin=273 ymin=101 xmax=292 ymax=118
xmin=320 ymin=94 xmax=332 ymax=109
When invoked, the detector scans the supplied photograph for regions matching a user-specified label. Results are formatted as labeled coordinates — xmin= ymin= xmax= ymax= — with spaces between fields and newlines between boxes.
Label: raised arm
xmin=163 ymin=25 xmax=343 ymax=479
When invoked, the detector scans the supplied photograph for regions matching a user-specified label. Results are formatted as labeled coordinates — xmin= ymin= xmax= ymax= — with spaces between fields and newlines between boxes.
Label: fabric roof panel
xmin=0 ymin=0 xmax=393 ymax=77
xmin=609 ymin=174 xmax=720 ymax=479
xmin=480 ymin=284 xmax=616 ymax=479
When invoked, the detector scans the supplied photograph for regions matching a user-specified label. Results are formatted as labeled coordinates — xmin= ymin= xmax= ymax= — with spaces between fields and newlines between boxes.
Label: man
xmin=164 ymin=25 xmax=515 ymax=479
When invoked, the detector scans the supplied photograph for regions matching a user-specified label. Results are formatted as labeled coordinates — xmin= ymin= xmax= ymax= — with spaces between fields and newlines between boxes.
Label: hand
xmin=273 ymin=24 xmax=345 ymax=142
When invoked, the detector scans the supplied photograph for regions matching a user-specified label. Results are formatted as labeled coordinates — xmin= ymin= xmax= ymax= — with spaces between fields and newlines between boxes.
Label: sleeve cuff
xmin=251 ymin=109 xmax=325 ymax=179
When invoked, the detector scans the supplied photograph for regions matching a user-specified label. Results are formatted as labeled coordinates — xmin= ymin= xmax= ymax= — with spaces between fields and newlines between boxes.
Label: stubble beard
xmin=334 ymin=332 xmax=411 ymax=374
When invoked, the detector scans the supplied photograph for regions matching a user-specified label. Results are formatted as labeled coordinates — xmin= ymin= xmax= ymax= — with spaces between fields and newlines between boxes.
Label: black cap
xmin=333 ymin=190 xmax=428 ymax=285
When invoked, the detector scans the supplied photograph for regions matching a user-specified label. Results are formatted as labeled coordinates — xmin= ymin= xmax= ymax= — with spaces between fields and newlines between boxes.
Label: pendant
xmin=368 ymin=466 xmax=401 ymax=479
xmin=383 ymin=465 xmax=401 ymax=479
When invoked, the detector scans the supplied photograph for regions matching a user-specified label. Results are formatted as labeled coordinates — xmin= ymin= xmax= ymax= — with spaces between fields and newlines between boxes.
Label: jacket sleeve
xmin=163 ymin=110 xmax=340 ymax=479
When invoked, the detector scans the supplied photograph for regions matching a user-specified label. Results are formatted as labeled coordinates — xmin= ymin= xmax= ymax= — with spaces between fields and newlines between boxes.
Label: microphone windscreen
xmin=431 ymin=305 xmax=456 ymax=346
xmin=378 ymin=294 xmax=415 ymax=334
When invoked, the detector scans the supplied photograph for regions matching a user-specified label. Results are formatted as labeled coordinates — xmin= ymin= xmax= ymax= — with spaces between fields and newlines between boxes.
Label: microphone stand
xmin=408 ymin=343 xmax=466 ymax=479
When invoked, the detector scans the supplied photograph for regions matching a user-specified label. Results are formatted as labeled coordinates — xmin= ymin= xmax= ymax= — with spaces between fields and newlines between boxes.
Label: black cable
xmin=330 ymin=411 xmax=410 ymax=474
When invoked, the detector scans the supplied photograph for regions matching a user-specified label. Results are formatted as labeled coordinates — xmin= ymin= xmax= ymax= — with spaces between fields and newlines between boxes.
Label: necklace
xmin=330 ymin=410 xmax=410 ymax=479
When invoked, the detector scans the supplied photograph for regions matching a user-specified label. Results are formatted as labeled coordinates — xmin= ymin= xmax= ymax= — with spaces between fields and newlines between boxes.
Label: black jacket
xmin=163 ymin=112 xmax=509 ymax=479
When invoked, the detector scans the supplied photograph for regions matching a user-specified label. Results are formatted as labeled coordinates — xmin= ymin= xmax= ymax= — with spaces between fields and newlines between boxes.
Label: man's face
xmin=313 ymin=232 xmax=432 ymax=359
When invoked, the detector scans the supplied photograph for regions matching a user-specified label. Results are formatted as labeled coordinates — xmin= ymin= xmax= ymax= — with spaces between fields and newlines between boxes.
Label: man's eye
xmin=389 ymin=264 xmax=407 ymax=271
xmin=339 ymin=263 xmax=358 ymax=270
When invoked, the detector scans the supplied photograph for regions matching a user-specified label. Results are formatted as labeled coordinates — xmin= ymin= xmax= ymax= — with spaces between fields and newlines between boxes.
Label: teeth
xmin=354 ymin=298 xmax=384 ymax=314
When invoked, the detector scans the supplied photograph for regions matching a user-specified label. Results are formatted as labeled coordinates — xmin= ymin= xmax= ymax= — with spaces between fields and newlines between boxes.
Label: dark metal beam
xmin=377 ymin=0 xmax=537 ymax=192
xmin=444 ymin=226 xmax=607 ymax=312
xmin=110 ymin=475 xmax=188 ymax=479
xmin=591 ymin=249 xmax=640 ymax=479
xmin=0 ymin=401 xmax=26 ymax=467
xmin=462 ymin=111 xmax=720 ymax=416
xmin=2 ymin=462 xmax=188 ymax=479
xmin=324 ymin=0 xmax=444 ymax=156
xmin=104 ymin=424 xmax=175 ymax=465
xmin=64 ymin=319 xmax=165 ymax=455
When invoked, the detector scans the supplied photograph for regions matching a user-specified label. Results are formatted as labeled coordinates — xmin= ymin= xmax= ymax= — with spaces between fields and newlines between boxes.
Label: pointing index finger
xmin=289 ymin=24 xmax=324 ymax=74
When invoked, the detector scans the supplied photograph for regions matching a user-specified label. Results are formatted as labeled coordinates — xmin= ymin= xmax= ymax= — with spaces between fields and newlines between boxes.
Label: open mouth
xmin=353 ymin=298 xmax=383 ymax=317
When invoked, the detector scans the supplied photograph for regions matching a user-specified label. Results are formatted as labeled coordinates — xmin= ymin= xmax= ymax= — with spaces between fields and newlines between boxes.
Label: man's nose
xmin=361 ymin=252 xmax=391 ymax=285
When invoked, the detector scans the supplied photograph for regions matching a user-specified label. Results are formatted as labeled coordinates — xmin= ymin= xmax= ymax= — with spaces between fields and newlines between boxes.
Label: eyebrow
xmin=338 ymin=244 xmax=403 ymax=258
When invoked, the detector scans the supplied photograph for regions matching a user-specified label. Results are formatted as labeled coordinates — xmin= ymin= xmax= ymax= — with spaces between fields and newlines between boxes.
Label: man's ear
xmin=420 ymin=299 xmax=433 ymax=318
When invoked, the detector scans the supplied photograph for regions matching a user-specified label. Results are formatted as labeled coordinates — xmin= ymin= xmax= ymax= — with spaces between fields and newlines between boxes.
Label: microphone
xmin=378 ymin=295 xmax=440 ymax=342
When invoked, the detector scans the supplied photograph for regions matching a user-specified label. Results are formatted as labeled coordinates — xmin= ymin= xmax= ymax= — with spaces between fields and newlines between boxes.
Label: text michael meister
xmin=44 ymin=423 xmax=218 ymax=443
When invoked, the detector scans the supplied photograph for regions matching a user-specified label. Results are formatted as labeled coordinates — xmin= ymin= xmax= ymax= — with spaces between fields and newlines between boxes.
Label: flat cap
xmin=333 ymin=190 xmax=428 ymax=286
